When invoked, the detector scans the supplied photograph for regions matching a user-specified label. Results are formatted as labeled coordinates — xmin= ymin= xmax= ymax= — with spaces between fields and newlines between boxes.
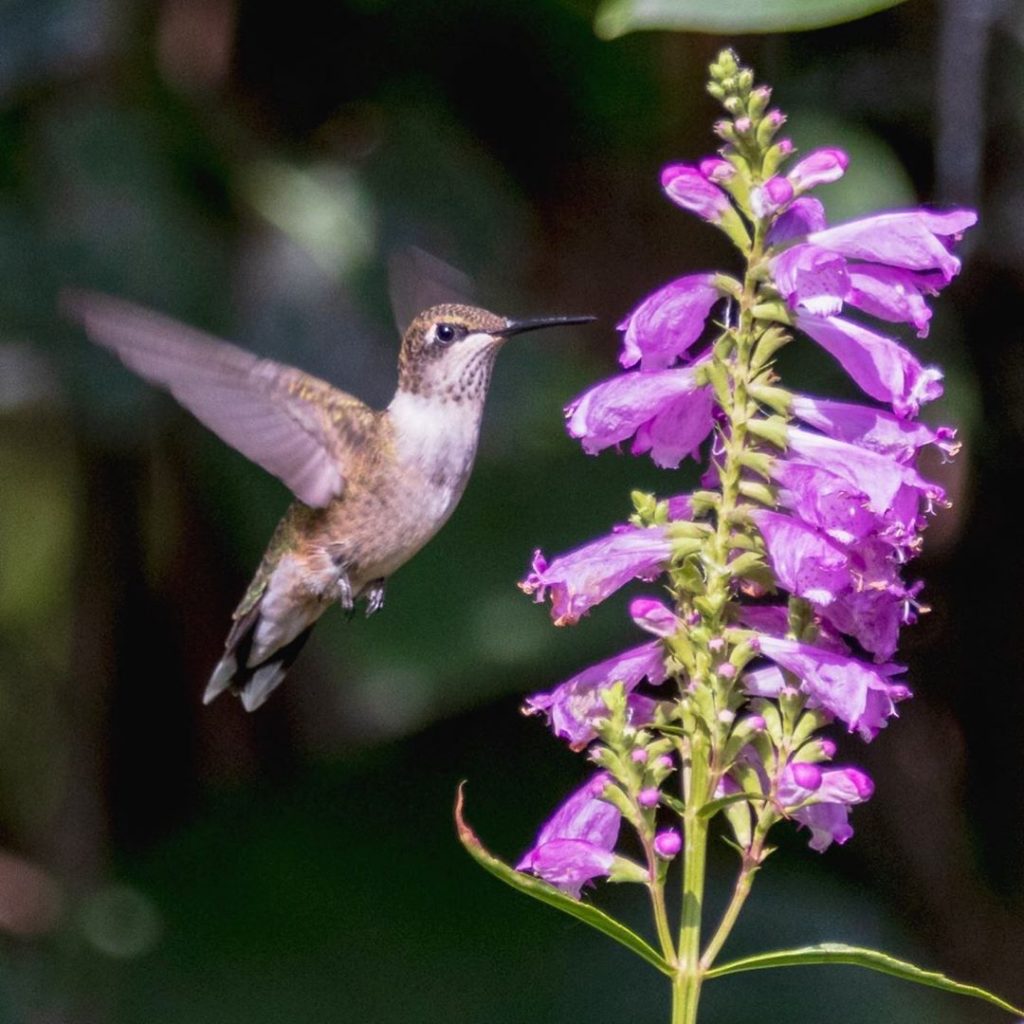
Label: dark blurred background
xmin=0 ymin=0 xmax=1022 ymax=1020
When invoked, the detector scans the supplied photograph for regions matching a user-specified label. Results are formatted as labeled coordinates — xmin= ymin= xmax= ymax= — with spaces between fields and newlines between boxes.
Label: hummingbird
xmin=66 ymin=288 xmax=593 ymax=711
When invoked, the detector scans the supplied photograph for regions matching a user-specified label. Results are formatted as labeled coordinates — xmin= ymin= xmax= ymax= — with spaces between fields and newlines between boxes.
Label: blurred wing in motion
xmin=388 ymin=246 xmax=475 ymax=335
xmin=65 ymin=291 xmax=377 ymax=508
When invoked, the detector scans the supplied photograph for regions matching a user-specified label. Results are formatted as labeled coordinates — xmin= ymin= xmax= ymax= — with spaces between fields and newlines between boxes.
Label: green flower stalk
xmin=458 ymin=50 xmax=1023 ymax=1024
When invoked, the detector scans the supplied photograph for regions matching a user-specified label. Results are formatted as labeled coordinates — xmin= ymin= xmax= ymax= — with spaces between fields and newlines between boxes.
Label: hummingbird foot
xmin=331 ymin=559 xmax=355 ymax=611
xmin=364 ymin=579 xmax=387 ymax=617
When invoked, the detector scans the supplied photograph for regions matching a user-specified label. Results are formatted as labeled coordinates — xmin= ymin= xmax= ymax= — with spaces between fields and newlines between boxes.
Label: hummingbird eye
xmin=433 ymin=322 xmax=464 ymax=345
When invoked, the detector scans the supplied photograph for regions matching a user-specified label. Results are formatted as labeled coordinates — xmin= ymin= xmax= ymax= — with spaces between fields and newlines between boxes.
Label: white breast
xmin=387 ymin=389 xmax=485 ymax=532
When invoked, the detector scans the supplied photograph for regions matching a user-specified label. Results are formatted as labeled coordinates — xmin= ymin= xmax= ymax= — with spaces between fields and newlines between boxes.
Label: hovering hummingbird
xmin=67 ymin=286 xmax=593 ymax=711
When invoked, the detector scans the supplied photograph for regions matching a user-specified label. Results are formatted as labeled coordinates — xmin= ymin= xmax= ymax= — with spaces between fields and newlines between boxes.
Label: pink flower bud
xmin=751 ymin=176 xmax=794 ymax=218
xmin=631 ymin=748 xmax=649 ymax=764
xmin=661 ymin=164 xmax=733 ymax=223
xmin=657 ymin=754 xmax=674 ymax=771
xmin=790 ymin=762 xmax=822 ymax=790
xmin=718 ymin=663 xmax=737 ymax=680
xmin=789 ymin=148 xmax=848 ymax=192
xmin=638 ymin=787 xmax=660 ymax=808
xmin=654 ymin=829 xmax=682 ymax=858
xmin=699 ymin=157 xmax=736 ymax=183
xmin=630 ymin=597 xmax=680 ymax=637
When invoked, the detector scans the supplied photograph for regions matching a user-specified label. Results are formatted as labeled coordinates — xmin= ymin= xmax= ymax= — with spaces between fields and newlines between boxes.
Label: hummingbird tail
xmin=203 ymin=606 xmax=314 ymax=712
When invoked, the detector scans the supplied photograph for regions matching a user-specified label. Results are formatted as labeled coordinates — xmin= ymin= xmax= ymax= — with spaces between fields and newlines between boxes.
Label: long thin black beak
xmin=497 ymin=314 xmax=596 ymax=338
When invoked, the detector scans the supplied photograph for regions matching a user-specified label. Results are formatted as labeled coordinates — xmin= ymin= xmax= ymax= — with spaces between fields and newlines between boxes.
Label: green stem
xmin=673 ymin=733 xmax=711 ymax=1024
xmin=700 ymin=817 xmax=770 ymax=970
xmin=646 ymin=845 xmax=677 ymax=966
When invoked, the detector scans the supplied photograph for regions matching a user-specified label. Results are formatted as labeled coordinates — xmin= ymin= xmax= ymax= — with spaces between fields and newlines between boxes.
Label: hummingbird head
xmin=397 ymin=304 xmax=594 ymax=401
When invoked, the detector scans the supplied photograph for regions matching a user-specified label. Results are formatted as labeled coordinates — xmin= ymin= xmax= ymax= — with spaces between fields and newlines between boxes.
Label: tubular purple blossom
xmin=768 ymin=196 xmax=826 ymax=243
xmin=520 ymin=526 xmax=673 ymax=625
xmin=750 ymin=508 xmax=852 ymax=606
xmin=517 ymin=774 xmax=622 ymax=898
xmin=618 ymin=274 xmax=720 ymax=371
xmin=796 ymin=312 xmax=944 ymax=417
xmin=773 ymin=245 xmax=848 ymax=316
xmin=770 ymin=460 xmax=877 ymax=547
xmin=806 ymin=209 xmax=977 ymax=282
xmin=524 ymin=641 xmax=668 ymax=749
xmin=785 ymin=427 xmax=946 ymax=538
xmin=565 ymin=365 xmax=715 ymax=469
xmin=789 ymin=394 xmax=960 ymax=462
xmin=754 ymin=634 xmax=911 ymax=740
xmin=846 ymin=265 xmax=943 ymax=337
xmin=777 ymin=763 xmax=874 ymax=852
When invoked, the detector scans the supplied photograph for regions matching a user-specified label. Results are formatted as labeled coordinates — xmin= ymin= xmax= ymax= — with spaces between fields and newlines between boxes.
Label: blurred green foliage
xmin=595 ymin=0 xmax=910 ymax=38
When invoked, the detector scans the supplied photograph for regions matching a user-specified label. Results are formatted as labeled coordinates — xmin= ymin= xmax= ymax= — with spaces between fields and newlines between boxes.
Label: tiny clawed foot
xmin=338 ymin=572 xmax=355 ymax=614
xmin=364 ymin=579 xmax=386 ymax=617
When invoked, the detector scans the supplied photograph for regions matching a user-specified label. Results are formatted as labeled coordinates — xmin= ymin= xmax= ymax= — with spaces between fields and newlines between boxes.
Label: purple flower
xmin=520 ymin=526 xmax=672 ymax=626
xmin=661 ymin=164 xmax=733 ymax=222
xmin=846 ymin=265 xmax=944 ymax=337
xmin=777 ymin=763 xmax=874 ymax=852
xmin=796 ymin=312 xmax=943 ymax=418
xmin=770 ymin=460 xmax=877 ymax=547
xmin=748 ymin=505 xmax=921 ymax=660
xmin=517 ymin=775 xmax=621 ymax=898
xmin=806 ymin=209 xmax=977 ymax=283
xmin=618 ymin=274 xmax=720 ymax=371
xmin=750 ymin=508 xmax=851 ymax=605
xmin=768 ymin=196 xmax=826 ymax=243
xmin=754 ymin=634 xmax=910 ymax=740
xmin=773 ymin=247 xmax=949 ymax=338
xmin=566 ymin=366 xmax=715 ymax=469
xmin=524 ymin=641 xmax=667 ymax=749
xmin=787 ymin=148 xmax=849 ymax=192
xmin=773 ymin=245 xmax=848 ymax=316
xmin=789 ymin=394 xmax=959 ymax=462
xmin=820 ymin=540 xmax=924 ymax=661
xmin=786 ymin=427 xmax=945 ymax=536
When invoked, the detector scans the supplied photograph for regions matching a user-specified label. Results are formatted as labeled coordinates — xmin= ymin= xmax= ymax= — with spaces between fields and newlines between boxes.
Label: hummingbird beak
xmin=497 ymin=314 xmax=596 ymax=338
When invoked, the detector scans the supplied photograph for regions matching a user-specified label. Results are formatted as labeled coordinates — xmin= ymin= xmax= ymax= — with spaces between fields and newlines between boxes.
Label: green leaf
xmin=705 ymin=943 xmax=1024 ymax=1017
xmin=454 ymin=786 xmax=673 ymax=977
xmin=595 ymin=0 xmax=909 ymax=39
xmin=696 ymin=790 xmax=757 ymax=819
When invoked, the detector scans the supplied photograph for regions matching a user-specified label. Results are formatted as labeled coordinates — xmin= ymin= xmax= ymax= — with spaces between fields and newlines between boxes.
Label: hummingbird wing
xmin=65 ymin=291 xmax=376 ymax=508
xmin=388 ymin=247 xmax=475 ymax=334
